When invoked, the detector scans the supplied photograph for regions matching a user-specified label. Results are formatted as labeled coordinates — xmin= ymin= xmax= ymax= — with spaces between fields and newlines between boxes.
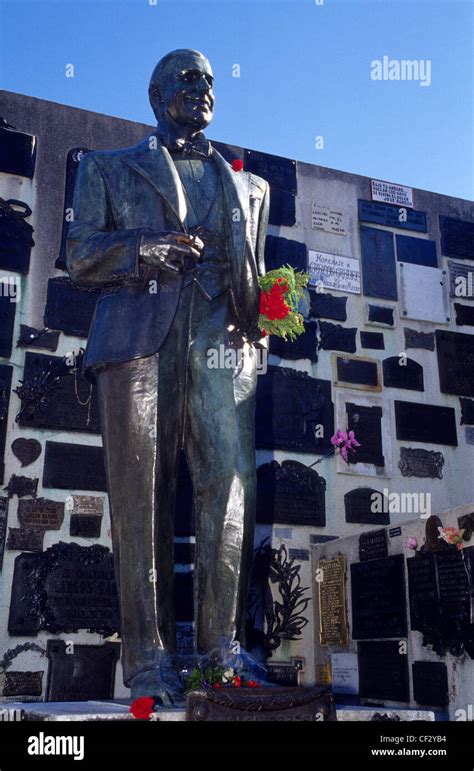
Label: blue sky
xmin=0 ymin=0 xmax=472 ymax=200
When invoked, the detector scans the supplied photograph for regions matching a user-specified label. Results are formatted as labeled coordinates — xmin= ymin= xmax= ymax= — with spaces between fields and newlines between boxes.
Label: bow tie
xmin=166 ymin=136 xmax=212 ymax=160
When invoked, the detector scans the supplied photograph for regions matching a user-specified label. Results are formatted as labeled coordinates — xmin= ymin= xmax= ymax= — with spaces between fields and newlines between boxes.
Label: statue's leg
xmin=184 ymin=289 xmax=258 ymax=656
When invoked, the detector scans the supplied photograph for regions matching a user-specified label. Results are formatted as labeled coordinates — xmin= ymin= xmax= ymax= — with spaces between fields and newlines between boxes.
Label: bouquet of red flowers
xmin=258 ymin=265 xmax=309 ymax=340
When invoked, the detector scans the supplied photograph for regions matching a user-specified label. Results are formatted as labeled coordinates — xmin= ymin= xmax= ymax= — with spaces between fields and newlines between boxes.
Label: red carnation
xmin=260 ymin=283 xmax=290 ymax=321
xmin=213 ymin=682 xmax=222 ymax=688
xmin=232 ymin=675 xmax=242 ymax=687
xmin=231 ymin=159 xmax=244 ymax=172
xmin=246 ymin=680 xmax=260 ymax=687
xmin=130 ymin=696 xmax=155 ymax=720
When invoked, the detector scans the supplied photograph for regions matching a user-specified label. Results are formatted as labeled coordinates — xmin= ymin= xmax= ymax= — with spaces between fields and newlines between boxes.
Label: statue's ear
xmin=149 ymin=83 xmax=164 ymax=118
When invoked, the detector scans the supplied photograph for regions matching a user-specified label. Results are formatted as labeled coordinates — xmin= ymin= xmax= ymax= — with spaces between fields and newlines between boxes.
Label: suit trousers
xmin=96 ymin=281 xmax=258 ymax=686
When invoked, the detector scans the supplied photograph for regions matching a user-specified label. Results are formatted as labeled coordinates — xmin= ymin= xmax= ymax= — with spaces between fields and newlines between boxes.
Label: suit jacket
xmin=66 ymin=134 xmax=270 ymax=379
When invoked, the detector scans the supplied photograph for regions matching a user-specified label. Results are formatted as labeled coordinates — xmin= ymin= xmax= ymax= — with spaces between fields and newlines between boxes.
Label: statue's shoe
xmin=130 ymin=668 xmax=186 ymax=706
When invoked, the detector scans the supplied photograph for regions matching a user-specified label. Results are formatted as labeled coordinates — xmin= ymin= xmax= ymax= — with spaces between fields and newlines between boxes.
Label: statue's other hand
xmin=139 ymin=231 xmax=204 ymax=274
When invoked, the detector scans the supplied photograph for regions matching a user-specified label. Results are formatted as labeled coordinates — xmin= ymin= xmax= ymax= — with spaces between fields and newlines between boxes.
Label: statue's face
xmin=160 ymin=53 xmax=215 ymax=129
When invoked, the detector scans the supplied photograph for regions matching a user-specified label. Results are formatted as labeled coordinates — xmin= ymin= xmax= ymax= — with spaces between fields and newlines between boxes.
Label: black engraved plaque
xmin=404 ymin=328 xmax=435 ymax=350
xmin=439 ymin=215 xmax=474 ymax=260
xmin=0 ymin=126 xmax=36 ymax=178
xmin=309 ymin=292 xmax=347 ymax=322
xmin=4 ymin=474 xmax=38 ymax=498
xmin=360 ymin=331 xmax=384 ymax=350
xmin=256 ymin=366 xmax=334 ymax=454
xmin=8 ymin=543 xmax=119 ymax=636
xmin=256 ymin=460 xmax=326 ymax=526
xmin=46 ymin=639 xmax=119 ymax=701
xmin=358 ymin=641 xmax=409 ymax=703
xmin=265 ymin=662 xmax=300 ymax=686
xmin=367 ymin=304 xmax=394 ymax=327
xmin=70 ymin=514 xmax=102 ymax=538
xmin=17 ymin=352 xmax=100 ymax=434
xmin=399 ymin=447 xmax=444 ymax=479
xmin=395 ymin=235 xmax=438 ymax=268
xmin=360 ymin=226 xmax=397 ymax=300
xmin=6 ymin=527 xmax=44 ymax=552
xmin=436 ymin=330 xmax=474 ymax=397
xmin=448 ymin=261 xmax=474 ymax=300
xmin=0 ymin=497 xmax=8 ymax=571
xmin=11 ymin=438 xmax=42 ymax=467
xmin=351 ymin=555 xmax=407 ymax=639
xmin=412 ymin=661 xmax=448 ymax=707
xmin=346 ymin=402 xmax=384 ymax=466
xmin=394 ymin=401 xmax=457 ymax=446
xmin=336 ymin=356 xmax=379 ymax=388
xmin=186 ymin=687 xmax=336 ymax=721
xmin=269 ymin=322 xmax=318 ymax=362
xmin=18 ymin=498 xmax=64 ymax=530
xmin=460 ymin=398 xmax=474 ymax=425
xmin=17 ymin=325 xmax=60 ymax=352
xmin=454 ymin=303 xmax=474 ymax=327
xmin=43 ymin=442 xmax=107 ymax=492
xmin=0 ymin=295 xmax=16 ymax=358
xmin=358 ymin=200 xmax=427 ymax=232
xmin=345 ymin=488 xmax=389 ymax=525
xmin=3 ymin=671 xmax=43 ymax=697
xmin=382 ymin=356 xmax=424 ymax=391
xmin=0 ymin=198 xmax=34 ymax=274
xmin=0 ymin=365 xmax=12 ymax=484
xmin=264 ymin=235 xmax=307 ymax=272
xmin=44 ymin=277 xmax=99 ymax=338
xmin=407 ymin=551 xmax=438 ymax=633
xmin=318 ymin=321 xmax=357 ymax=353
xmin=55 ymin=148 xmax=91 ymax=270
xmin=244 ymin=149 xmax=297 ymax=193
xmin=359 ymin=528 xmax=388 ymax=562
xmin=268 ymin=189 xmax=296 ymax=227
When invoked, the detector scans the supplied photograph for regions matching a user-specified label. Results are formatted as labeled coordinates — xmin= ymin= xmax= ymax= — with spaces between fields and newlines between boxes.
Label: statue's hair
xmin=149 ymin=49 xmax=208 ymax=101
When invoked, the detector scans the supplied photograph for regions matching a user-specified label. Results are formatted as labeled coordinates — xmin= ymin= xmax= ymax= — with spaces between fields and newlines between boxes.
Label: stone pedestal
xmin=186 ymin=687 xmax=336 ymax=721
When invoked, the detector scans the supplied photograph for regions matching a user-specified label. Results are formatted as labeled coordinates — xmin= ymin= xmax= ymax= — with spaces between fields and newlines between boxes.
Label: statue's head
xmin=149 ymin=49 xmax=215 ymax=130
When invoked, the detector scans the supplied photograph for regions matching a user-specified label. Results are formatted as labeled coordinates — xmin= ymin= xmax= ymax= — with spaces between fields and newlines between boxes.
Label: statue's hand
xmin=139 ymin=231 xmax=204 ymax=274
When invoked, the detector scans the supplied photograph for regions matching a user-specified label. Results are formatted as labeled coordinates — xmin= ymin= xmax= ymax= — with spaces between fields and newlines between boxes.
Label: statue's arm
xmin=66 ymin=153 xmax=145 ymax=288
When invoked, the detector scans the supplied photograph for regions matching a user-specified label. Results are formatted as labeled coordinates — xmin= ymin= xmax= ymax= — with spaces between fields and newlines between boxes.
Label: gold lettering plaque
xmin=317 ymin=555 xmax=349 ymax=646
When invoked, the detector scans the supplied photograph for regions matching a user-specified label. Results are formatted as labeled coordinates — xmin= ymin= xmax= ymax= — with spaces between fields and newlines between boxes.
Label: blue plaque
xmin=358 ymin=199 xmax=427 ymax=232
xmin=360 ymin=226 xmax=397 ymax=300
xmin=264 ymin=235 xmax=306 ymax=272
xmin=440 ymin=215 xmax=474 ymax=260
xmin=396 ymin=234 xmax=438 ymax=268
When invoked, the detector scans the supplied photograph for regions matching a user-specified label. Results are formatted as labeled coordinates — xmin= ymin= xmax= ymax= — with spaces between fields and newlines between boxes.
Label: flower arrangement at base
xmin=438 ymin=526 xmax=465 ymax=550
xmin=258 ymin=266 xmax=309 ymax=340
xmin=184 ymin=666 xmax=261 ymax=691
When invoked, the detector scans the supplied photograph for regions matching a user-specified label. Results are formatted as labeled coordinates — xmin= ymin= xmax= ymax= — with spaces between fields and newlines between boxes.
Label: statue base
xmin=186 ymin=687 xmax=336 ymax=721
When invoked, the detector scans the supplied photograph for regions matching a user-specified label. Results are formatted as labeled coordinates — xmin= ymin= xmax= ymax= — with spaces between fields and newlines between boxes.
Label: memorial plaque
xmin=346 ymin=402 xmax=384 ymax=466
xmin=3 ymin=671 xmax=43 ymax=698
xmin=399 ymin=263 xmax=449 ymax=323
xmin=0 ymin=198 xmax=35 ymax=274
xmin=309 ymin=250 xmax=361 ymax=294
xmin=311 ymin=204 xmax=347 ymax=236
xmin=4 ymin=474 xmax=38 ymax=498
xmin=367 ymin=304 xmax=394 ymax=327
xmin=186 ymin=687 xmax=336 ymax=721
xmin=268 ymin=189 xmax=296 ymax=227
xmin=18 ymin=498 xmax=64 ymax=530
xmin=395 ymin=235 xmax=438 ymax=267
xmin=404 ymin=327 xmax=435 ymax=350
xmin=351 ymin=555 xmax=407 ymax=639
xmin=358 ymin=199 xmax=427 ymax=232
xmin=407 ymin=553 xmax=438 ymax=638
xmin=359 ymin=528 xmax=388 ymax=561
xmin=439 ymin=215 xmax=474 ymax=260
xmin=399 ymin=447 xmax=444 ymax=479
xmin=448 ymin=261 xmax=474 ymax=300
xmin=244 ymin=149 xmax=297 ymax=193
xmin=460 ymin=397 xmax=474 ymax=425
xmin=0 ymin=125 xmax=36 ymax=178
xmin=318 ymin=555 xmax=348 ymax=646
xmin=436 ymin=330 xmax=474 ymax=397
xmin=394 ymin=401 xmax=457 ymax=446
xmin=11 ymin=438 xmax=42 ymax=468
xmin=454 ymin=303 xmax=474 ymax=327
xmin=318 ymin=322 xmax=357 ymax=353
xmin=309 ymin=291 xmax=347 ymax=321
xmin=70 ymin=515 xmax=102 ymax=538
xmin=289 ymin=548 xmax=309 ymax=561
xmin=389 ymin=526 xmax=402 ymax=538
xmin=345 ymin=487 xmax=389 ymax=525
xmin=44 ymin=277 xmax=99 ymax=338
xmin=54 ymin=148 xmax=91 ymax=270
xmin=265 ymin=662 xmax=300 ymax=687
xmin=371 ymin=179 xmax=413 ymax=208
xmin=17 ymin=352 xmax=100 ymax=433
xmin=8 ymin=543 xmax=119 ymax=636
xmin=464 ymin=427 xmax=474 ymax=445
xmin=264 ymin=235 xmax=306 ymax=272
xmin=256 ymin=460 xmax=326 ymax=526
xmin=360 ymin=227 xmax=397 ymax=300
xmin=46 ymin=639 xmax=119 ymax=702
xmin=360 ymin=331 xmax=384 ymax=350
xmin=175 ymin=571 xmax=193 ymax=622
xmin=412 ymin=662 xmax=448 ymax=708
xmin=437 ymin=548 xmax=471 ymax=621
xmin=331 ymin=653 xmax=359 ymax=695
xmin=358 ymin=641 xmax=409 ymax=703
xmin=0 ymin=295 xmax=16 ymax=358
xmin=43 ymin=442 xmax=107 ymax=492
xmin=66 ymin=495 xmax=104 ymax=517
xmin=0 ymin=497 xmax=8 ymax=571
xmin=6 ymin=527 xmax=44 ymax=552
xmin=269 ymin=322 xmax=318 ymax=362
xmin=334 ymin=354 xmax=381 ymax=391
xmin=382 ymin=356 xmax=424 ymax=391
xmin=256 ymin=366 xmax=334 ymax=454
xmin=17 ymin=325 xmax=60 ymax=352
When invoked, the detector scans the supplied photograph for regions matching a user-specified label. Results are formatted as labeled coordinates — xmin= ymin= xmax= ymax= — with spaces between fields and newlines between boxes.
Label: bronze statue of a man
xmin=67 ymin=49 xmax=269 ymax=703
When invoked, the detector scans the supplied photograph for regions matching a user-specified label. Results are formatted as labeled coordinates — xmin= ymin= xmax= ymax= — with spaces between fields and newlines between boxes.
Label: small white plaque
xmin=308 ymin=250 xmax=361 ymax=294
xmin=371 ymin=179 xmax=413 ymax=208
xmin=311 ymin=204 xmax=347 ymax=236
xmin=331 ymin=653 xmax=359 ymax=695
